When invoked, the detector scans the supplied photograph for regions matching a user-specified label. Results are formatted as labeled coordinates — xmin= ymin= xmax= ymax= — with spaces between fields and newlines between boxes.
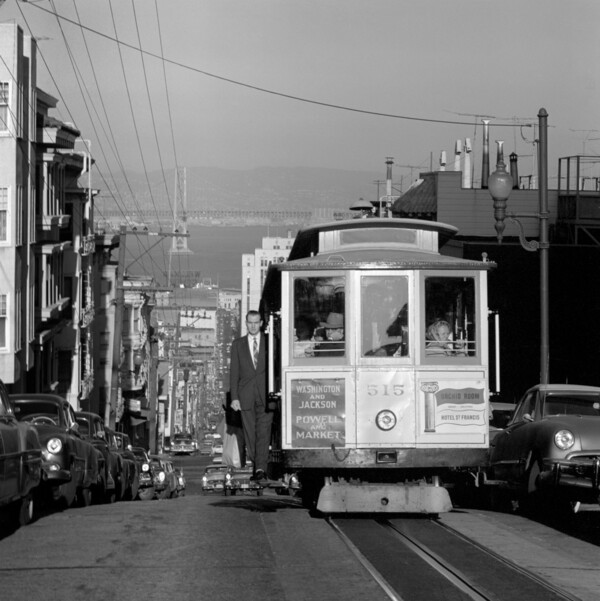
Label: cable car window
xmin=361 ymin=276 xmax=409 ymax=357
xmin=293 ymin=276 xmax=345 ymax=358
xmin=424 ymin=277 xmax=476 ymax=357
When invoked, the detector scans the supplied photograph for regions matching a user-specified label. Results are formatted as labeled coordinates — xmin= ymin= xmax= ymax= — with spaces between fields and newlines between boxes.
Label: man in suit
xmin=229 ymin=310 xmax=272 ymax=483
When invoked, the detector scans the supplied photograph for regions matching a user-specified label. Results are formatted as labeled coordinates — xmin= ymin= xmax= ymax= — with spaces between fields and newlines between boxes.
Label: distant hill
xmin=95 ymin=165 xmax=383 ymax=216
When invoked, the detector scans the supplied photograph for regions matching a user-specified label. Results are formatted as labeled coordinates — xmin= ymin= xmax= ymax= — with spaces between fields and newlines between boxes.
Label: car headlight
xmin=202 ymin=476 xmax=207 ymax=484
xmin=157 ymin=471 xmax=165 ymax=482
xmin=225 ymin=473 xmax=231 ymax=481
xmin=142 ymin=463 xmax=149 ymax=472
xmin=554 ymin=429 xmax=575 ymax=450
xmin=47 ymin=437 xmax=63 ymax=454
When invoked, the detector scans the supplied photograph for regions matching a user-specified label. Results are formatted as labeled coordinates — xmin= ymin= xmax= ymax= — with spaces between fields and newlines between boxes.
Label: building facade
xmin=241 ymin=233 xmax=295 ymax=320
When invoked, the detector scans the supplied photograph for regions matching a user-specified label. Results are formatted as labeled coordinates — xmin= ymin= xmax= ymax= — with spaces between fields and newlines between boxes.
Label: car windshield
xmin=12 ymin=401 xmax=60 ymax=422
xmin=205 ymin=466 xmax=226 ymax=473
xmin=76 ymin=417 xmax=91 ymax=435
xmin=543 ymin=394 xmax=600 ymax=417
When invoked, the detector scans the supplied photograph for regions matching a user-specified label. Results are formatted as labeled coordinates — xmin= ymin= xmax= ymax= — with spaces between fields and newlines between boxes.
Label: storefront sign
xmin=291 ymin=378 xmax=345 ymax=447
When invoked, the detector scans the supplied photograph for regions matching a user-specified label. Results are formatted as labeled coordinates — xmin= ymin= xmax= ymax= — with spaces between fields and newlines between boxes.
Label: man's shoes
xmin=252 ymin=469 xmax=269 ymax=485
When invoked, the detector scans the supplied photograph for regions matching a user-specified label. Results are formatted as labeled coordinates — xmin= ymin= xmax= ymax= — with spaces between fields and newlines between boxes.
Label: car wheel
xmin=76 ymin=487 xmax=92 ymax=507
xmin=14 ymin=493 xmax=34 ymax=526
xmin=130 ymin=480 xmax=140 ymax=501
xmin=137 ymin=487 xmax=155 ymax=501
xmin=63 ymin=481 xmax=78 ymax=508
xmin=519 ymin=459 xmax=543 ymax=514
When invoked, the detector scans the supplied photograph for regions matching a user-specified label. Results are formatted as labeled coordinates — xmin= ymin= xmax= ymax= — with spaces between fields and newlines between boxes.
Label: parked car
xmin=224 ymin=465 xmax=263 ymax=496
xmin=170 ymin=434 xmax=198 ymax=455
xmin=75 ymin=411 xmax=121 ymax=504
xmin=149 ymin=455 xmax=179 ymax=499
xmin=0 ymin=380 xmax=42 ymax=526
xmin=489 ymin=384 xmax=600 ymax=513
xmin=199 ymin=441 xmax=214 ymax=456
xmin=131 ymin=447 xmax=154 ymax=501
xmin=111 ymin=430 xmax=140 ymax=501
xmin=212 ymin=442 xmax=224 ymax=456
xmin=201 ymin=464 xmax=229 ymax=494
xmin=10 ymin=394 xmax=99 ymax=508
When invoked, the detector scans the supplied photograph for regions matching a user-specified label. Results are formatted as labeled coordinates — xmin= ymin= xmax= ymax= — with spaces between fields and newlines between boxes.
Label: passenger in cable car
xmin=293 ymin=315 xmax=316 ymax=357
xmin=425 ymin=320 xmax=466 ymax=356
xmin=313 ymin=312 xmax=345 ymax=357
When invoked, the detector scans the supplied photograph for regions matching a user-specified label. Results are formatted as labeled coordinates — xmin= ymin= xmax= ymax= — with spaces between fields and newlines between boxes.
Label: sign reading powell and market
xmin=291 ymin=378 xmax=345 ymax=447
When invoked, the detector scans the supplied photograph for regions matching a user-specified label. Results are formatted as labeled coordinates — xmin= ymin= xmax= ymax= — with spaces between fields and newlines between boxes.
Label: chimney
xmin=454 ymin=139 xmax=462 ymax=171
xmin=509 ymin=153 xmax=519 ymax=189
xmin=385 ymin=157 xmax=393 ymax=197
xmin=462 ymin=138 xmax=472 ymax=188
xmin=376 ymin=157 xmax=394 ymax=218
xmin=481 ymin=119 xmax=490 ymax=188
xmin=439 ymin=151 xmax=447 ymax=171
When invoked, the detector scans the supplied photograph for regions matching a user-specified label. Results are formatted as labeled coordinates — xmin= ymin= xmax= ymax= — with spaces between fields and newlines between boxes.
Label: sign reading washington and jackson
xmin=291 ymin=379 xmax=345 ymax=447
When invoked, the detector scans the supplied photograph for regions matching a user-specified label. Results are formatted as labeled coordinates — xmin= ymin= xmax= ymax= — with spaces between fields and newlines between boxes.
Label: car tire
xmin=519 ymin=458 xmax=543 ymax=515
xmin=63 ymin=481 xmax=78 ymax=508
xmin=14 ymin=493 xmax=34 ymax=526
xmin=76 ymin=487 xmax=93 ymax=507
xmin=137 ymin=487 xmax=155 ymax=501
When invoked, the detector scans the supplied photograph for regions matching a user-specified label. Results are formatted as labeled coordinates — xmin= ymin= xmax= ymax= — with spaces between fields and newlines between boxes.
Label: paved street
xmin=0 ymin=468 xmax=387 ymax=601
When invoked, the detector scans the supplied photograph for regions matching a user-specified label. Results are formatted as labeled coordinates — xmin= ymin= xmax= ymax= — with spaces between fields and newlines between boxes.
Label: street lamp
xmin=488 ymin=108 xmax=549 ymax=385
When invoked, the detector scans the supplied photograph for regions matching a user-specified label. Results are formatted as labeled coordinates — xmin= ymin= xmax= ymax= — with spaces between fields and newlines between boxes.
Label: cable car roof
xmin=287 ymin=217 xmax=459 ymax=261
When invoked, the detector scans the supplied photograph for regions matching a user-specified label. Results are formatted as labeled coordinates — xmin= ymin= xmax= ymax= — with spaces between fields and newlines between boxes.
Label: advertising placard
xmin=291 ymin=378 xmax=345 ymax=447
xmin=421 ymin=382 xmax=485 ymax=432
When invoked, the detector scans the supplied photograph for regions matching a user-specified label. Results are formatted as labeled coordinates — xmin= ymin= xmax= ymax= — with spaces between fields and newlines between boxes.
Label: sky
xmin=1 ymin=0 xmax=599 ymax=188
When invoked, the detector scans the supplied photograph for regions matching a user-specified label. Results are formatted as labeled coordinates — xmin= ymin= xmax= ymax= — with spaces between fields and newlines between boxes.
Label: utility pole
xmin=169 ymin=312 xmax=181 ymax=442
xmin=106 ymin=227 xmax=188 ymax=429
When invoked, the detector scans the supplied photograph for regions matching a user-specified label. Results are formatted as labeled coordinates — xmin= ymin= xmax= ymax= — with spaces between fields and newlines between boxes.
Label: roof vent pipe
xmin=463 ymin=138 xmax=472 ymax=188
xmin=481 ymin=119 xmax=490 ymax=189
xmin=509 ymin=153 xmax=519 ymax=189
xmin=454 ymin=139 xmax=462 ymax=171
xmin=439 ymin=151 xmax=447 ymax=171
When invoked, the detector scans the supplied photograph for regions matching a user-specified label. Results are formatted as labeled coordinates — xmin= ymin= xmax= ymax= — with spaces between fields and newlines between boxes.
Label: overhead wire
xmin=106 ymin=0 xmax=171 ymax=281
xmin=69 ymin=0 xmax=141 ymax=216
xmin=24 ymin=1 xmax=531 ymax=129
xmin=15 ymin=1 xmax=174 ymax=286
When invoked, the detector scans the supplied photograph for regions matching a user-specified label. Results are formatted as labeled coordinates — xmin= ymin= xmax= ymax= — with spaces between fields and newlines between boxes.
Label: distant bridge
xmin=97 ymin=208 xmax=353 ymax=226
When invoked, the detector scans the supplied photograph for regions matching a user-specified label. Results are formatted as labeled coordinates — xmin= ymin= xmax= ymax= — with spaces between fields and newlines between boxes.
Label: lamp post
xmin=488 ymin=108 xmax=549 ymax=385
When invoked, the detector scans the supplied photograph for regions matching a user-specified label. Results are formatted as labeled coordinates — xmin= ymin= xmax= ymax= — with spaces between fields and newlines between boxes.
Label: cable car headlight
xmin=554 ymin=429 xmax=575 ymax=451
xmin=376 ymin=410 xmax=396 ymax=431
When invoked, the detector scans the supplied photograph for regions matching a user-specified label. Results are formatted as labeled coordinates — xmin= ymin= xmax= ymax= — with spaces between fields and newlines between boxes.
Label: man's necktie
xmin=253 ymin=336 xmax=258 ymax=368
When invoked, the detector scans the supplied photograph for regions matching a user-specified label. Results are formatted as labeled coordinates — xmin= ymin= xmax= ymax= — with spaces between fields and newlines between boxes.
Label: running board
xmin=317 ymin=481 xmax=453 ymax=514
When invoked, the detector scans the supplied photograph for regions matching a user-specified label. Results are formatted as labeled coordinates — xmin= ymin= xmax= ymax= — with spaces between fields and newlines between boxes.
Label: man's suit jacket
xmin=230 ymin=333 xmax=267 ymax=410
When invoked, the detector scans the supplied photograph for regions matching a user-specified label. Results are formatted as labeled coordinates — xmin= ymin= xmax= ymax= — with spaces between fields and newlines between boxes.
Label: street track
xmin=330 ymin=516 xmax=580 ymax=601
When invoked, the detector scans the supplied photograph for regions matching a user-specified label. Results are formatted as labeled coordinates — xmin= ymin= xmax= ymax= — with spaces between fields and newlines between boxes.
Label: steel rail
xmin=327 ymin=517 xmax=404 ymax=601
xmin=434 ymin=519 xmax=582 ymax=601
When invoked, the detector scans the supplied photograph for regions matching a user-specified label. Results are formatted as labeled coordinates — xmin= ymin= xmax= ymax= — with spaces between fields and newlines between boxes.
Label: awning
xmin=129 ymin=408 xmax=150 ymax=426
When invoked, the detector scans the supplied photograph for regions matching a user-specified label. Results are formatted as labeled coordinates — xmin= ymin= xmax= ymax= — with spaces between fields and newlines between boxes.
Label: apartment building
xmin=240 ymin=232 xmax=295 ymax=321
xmin=0 ymin=24 xmax=118 ymax=418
